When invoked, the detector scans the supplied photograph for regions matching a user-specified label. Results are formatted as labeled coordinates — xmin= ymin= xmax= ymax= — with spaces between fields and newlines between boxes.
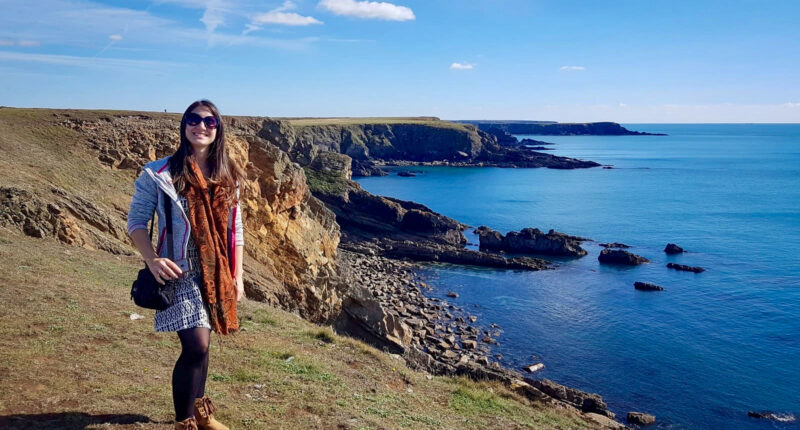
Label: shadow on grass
xmin=0 ymin=412 xmax=160 ymax=429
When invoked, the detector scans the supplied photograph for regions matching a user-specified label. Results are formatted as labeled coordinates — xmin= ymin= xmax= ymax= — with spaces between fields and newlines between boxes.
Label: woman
xmin=127 ymin=100 xmax=245 ymax=430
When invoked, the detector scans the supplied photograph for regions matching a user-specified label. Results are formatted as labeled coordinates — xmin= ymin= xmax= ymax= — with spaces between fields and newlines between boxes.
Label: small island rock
xmin=664 ymin=243 xmax=685 ymax=254
xmin=598 ymin=249 xmax=650 ymax=265
xmin=475 ymin=226 xmax=588 ymax=257
xmin=599 ymin=242 xmax=630 ymax=249
xmin=634 ymin=282 xmax=664 ymax=291
xmin=667 ymin=262 xmax=705 ymax=273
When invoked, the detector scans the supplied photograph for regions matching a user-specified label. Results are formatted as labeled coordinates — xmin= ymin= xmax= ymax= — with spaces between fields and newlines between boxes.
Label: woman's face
xmin=184 ymin=106 xmax=218 ymax=151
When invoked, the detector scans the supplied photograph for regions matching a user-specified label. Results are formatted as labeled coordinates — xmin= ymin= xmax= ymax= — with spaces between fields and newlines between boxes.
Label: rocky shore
xmin=333 ymin=249 xmax=621 ymax=424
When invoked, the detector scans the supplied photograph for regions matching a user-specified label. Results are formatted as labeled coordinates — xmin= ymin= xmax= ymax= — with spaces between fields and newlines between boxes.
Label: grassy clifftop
xmin=0 ymin=231 xmax=591 ymax=429
xmin=283 ymin=117 xmax=466 ymax=130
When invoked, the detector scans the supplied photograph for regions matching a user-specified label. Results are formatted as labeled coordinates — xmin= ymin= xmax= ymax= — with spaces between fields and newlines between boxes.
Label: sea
xmin=355 ymin=124 xmax=800 ymax=429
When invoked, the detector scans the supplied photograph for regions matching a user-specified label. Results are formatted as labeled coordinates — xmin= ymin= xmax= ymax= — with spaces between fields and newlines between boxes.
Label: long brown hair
xmin=169 ymin=100 xmax=244 ymax=207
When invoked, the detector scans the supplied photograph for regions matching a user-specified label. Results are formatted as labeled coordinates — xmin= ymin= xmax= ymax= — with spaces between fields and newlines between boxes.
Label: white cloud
xmin=109 ymin=34 xmax=123 ymax=41
xmin=253 ymin=12 xmax=322 ymax=25
xmin=0 ymin=50 xmax=179 ymax=70
xmin=318 ymin=0 xmax=414 ymax=21
xmin=450 ymin=62 xmax=474 ymax=70
xmin=200 ymin=0 xmax=227 ymax=32
xmin=155 ymin=0 xmax=231 ymax=32
xmin=251 ymin=1 xmax=322 ymax=26
xmin=560 ymin=65 xmax=585 ymax=71
xmin=1 ymin=1 xmax=321 ymax=52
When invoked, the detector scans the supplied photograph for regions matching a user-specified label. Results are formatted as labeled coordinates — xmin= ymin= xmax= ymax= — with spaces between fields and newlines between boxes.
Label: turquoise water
xmin=355 ymin=125 xmax=800 ymax=429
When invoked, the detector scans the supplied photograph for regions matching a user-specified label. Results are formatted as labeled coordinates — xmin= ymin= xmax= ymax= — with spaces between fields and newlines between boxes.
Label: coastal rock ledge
xmin=627 ymin=412 xmax=656 ymax=426
xmin=634 ymin=282 xmax=665 ymax=292
xmin=667 ymin=262 xmax=705 ymax=273
xmin=475 ymin=226 xmax=588 ymax=257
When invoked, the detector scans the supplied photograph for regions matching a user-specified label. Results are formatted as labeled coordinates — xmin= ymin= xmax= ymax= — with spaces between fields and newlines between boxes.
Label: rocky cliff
xmin=0 ymin=109 xmax=342 ymax=323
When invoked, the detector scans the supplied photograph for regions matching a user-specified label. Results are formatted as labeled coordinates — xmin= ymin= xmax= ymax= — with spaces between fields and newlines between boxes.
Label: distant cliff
xmin=457 ymin=120 xmax=666 ymax=136
xmin=261 ymin=118 xmax=600 ymax=176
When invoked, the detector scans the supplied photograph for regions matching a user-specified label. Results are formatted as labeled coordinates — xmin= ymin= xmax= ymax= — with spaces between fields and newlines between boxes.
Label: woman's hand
xmin=146 ymin=257 xmax=183 ymax=285
xmin=235 ymin=276 xmax=245 ymax=302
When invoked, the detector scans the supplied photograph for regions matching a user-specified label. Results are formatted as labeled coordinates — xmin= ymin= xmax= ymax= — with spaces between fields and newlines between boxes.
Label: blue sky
xmin=1 ymin=0 xmax=798 ymax=122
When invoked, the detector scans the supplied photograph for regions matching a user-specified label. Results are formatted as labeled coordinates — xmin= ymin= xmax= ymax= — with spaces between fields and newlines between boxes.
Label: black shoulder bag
xmin=130 ymin=194 xmax=174 ymax=310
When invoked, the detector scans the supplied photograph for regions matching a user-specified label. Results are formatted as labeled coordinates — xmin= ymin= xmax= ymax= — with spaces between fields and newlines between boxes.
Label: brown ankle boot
xmin=194 ymin=396 xmax=229 ymax=430
xmin=174 ymin=416 xmax=198 ymax=430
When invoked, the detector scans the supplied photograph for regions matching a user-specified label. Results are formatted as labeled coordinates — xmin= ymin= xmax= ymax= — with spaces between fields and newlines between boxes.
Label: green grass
xmin=284 ymin=116 xmax=473 ymax=131
xmin=304 ymin=166 xmax=351 ymax=196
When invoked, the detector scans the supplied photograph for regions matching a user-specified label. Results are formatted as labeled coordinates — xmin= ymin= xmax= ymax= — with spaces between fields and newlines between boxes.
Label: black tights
xmin=173 ymin=327 xmax=211 ymax=421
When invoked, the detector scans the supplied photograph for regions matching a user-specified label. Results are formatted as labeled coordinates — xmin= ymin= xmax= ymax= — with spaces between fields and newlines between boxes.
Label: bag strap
xmin=146 ymin=190 xmax=174 ymax=260
xmin=165 ymin=194 xmax=174 ymax=259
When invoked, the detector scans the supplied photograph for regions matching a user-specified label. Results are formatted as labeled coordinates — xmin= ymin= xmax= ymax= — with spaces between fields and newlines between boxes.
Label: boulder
xmin=504 ymin=228 xmax=588 ymax=257
xmin=527 ymin=378 xmax=608 ymax=415
xmin=666 ymin=262 xmax=705 ymax=273
xmin=664 ymin=243 xmax=685 ymax=254
xmin=627 ymin=412 xmax=656 ymax=426
xmin=599 ymin=249 xmax=649 ymax=265
xmin=524 ymin=363 xmax=545 ymax=373
xmin=634 ymin=282 xmax=664 ymax=292
xmin=474 ymin=226 xmax=505 ymax=250
xmin=333 ymin=285 xmax=412 ymax=354
xmin=585 ymin=413 xmax=627 ymax=429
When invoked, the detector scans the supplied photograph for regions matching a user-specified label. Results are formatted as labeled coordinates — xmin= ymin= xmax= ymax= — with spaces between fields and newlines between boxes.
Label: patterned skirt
xmin=154 ymin=273 xmax=211 ymax=332
xmin=154 ymin=195 xmax=211 ymax=332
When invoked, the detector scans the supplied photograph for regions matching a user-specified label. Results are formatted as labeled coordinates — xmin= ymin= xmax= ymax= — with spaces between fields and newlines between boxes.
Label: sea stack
xmin=599 ymin=249 xmax=650 ymax=265
xmin=664 ymin=243 xmax=685 ymax=254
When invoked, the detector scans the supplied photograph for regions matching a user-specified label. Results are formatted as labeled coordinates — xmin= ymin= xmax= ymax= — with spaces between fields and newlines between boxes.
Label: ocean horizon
xmin=356 ymin=123 xmax=800 ymax=429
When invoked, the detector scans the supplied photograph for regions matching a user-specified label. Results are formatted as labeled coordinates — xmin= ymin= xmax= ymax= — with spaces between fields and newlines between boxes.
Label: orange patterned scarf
xmin=185 ymin=159 xmax=238 ymax=335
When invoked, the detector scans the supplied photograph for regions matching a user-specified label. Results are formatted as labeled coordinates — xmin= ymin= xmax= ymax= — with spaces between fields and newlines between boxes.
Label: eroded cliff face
xmin=266 ymin=120 xmax=599 ymax=173
xmin=463 ymin=120 xmax=665 ymax=136
xmin=2 ymin=110 xmax=342 ymax=323
xmin=292 ymin=123 xmax=486 ymax=162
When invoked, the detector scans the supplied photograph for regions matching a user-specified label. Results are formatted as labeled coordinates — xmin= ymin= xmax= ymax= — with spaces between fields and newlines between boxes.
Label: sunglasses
xmin=184 ymin=112 xmax=219 ymax=129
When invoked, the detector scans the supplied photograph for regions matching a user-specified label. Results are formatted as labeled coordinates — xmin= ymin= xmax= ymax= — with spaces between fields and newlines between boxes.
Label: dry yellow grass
xmin=282 ymin=117 xmax=469 ymax=131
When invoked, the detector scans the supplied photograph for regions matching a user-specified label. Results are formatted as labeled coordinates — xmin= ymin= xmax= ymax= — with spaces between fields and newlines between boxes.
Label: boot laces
xmin=200 ymin=396 xmax=216 ymax=417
